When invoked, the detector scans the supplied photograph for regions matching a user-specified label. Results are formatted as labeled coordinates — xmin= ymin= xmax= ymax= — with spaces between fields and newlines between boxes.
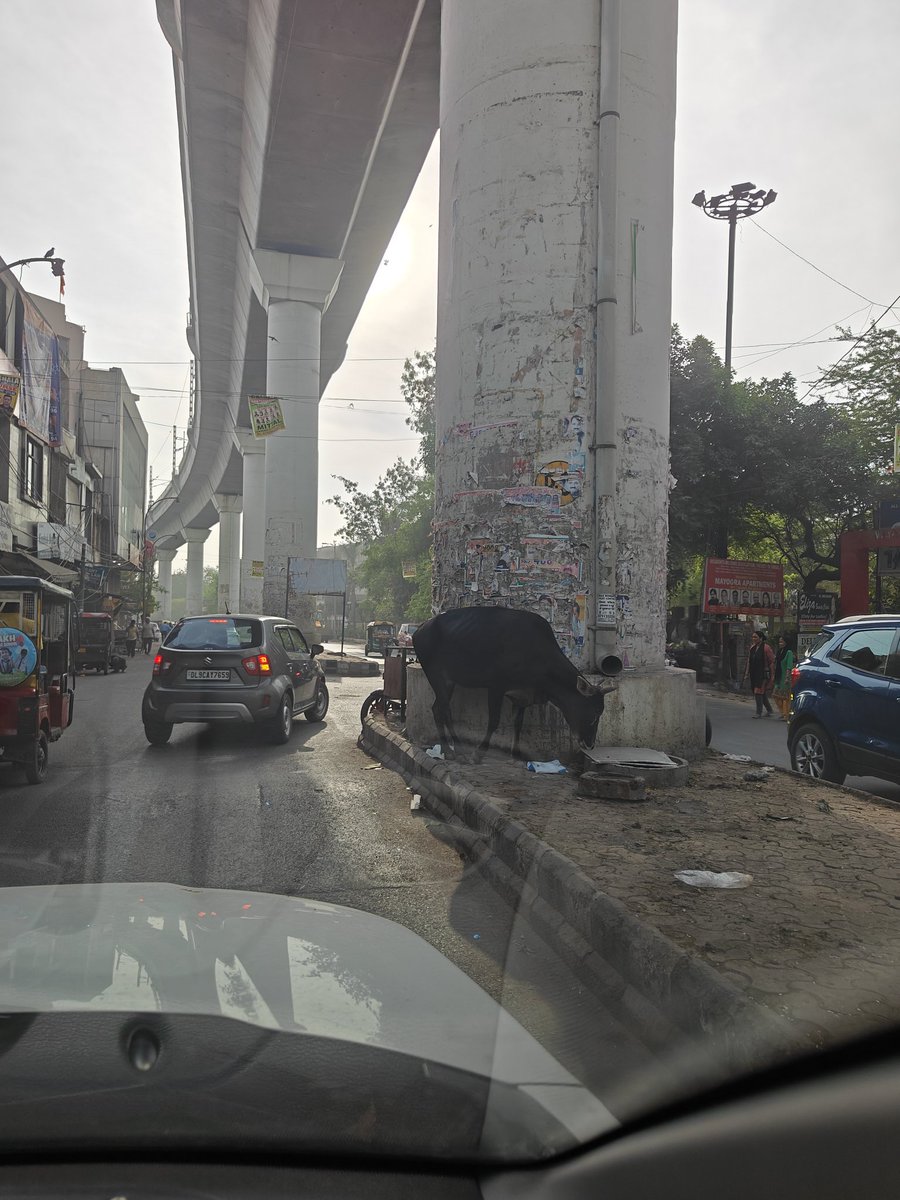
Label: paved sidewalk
xmin=362 ymin=714 xmax=900 ymax=1083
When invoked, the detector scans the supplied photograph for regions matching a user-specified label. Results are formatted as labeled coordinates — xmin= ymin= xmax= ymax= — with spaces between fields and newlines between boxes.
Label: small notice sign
xmin=248 ymin=395 xmax=286 ymax=438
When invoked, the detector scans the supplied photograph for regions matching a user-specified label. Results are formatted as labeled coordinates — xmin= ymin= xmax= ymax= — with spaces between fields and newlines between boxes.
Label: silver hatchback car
xmin=142 ymin=614 xmax=329 ymax=746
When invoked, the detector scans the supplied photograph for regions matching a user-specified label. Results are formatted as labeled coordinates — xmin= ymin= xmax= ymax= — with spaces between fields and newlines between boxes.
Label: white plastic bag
xmin=674 ymin=870 xmax=753 ymax=889
xmin=525 ymin=759 xmax=567 ymax=774
xmin=425 ymin=745 xmax=445 ymax=760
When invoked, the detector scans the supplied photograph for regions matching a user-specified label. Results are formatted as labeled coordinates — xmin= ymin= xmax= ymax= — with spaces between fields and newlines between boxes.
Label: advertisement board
xmin=36 ymin=522 xmax=86 ymax=563
xmin=248 ymin=395 xmax=286 ymax=438
xmin=797 ymin=590 xmax=836 ymax=630
xmin=702 ymin=558 xmax=785 ymax=617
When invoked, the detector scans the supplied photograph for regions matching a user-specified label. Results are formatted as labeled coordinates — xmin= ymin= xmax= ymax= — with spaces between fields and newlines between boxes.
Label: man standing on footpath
xmin=141 ymin=617 xmax=154 ymax=656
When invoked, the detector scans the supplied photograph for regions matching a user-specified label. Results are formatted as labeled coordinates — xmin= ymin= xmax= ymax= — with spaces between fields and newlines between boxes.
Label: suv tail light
xmin=153 ymin=655 xmax=172 ymax=677
xmin=791 ymin=666 xmax=801 ymax=686
xmin=242 ymin=654 xmax=271 ymax=675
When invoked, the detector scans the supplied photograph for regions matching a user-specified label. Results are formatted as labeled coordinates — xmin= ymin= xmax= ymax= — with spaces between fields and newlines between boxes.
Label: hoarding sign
xmin=877 ymin=547 xmax=900 ymax=577
xmin=797 ymin=590 xmax=835 ymax=630
xmin=248 ymin=395 xmax=286 ymax=438
xmin=702 ymin=558 xmax=785 ymax=617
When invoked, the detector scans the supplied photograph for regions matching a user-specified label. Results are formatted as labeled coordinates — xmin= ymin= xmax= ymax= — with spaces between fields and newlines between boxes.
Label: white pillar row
xmin=253 ymin=251 xmax=343 ymax=616
xmin=183 ymin=527 xmax=210 ymax=617
xmin=154 ymin=548 xmax=177 ymax=621
xmin=235 ymin=428 xmax=266 ymax=613
xmin=215 ymin=493 xmax=242 ymax=613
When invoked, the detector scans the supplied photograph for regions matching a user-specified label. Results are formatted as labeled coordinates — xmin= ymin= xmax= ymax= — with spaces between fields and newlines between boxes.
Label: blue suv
xmin=788 ymin=615 xmax=900 ymax=785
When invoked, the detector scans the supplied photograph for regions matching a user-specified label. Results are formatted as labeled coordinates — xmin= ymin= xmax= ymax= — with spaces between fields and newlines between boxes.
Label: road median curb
xmin=319 ymin=655 xmax=381 ymax=677
xmin=362 ymin=716 xmax=791 ymax=1071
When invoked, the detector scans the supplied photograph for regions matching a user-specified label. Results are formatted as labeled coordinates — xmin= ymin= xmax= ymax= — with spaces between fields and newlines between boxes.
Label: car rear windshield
xmin=166 ymin=618 xmax=262 ymax=651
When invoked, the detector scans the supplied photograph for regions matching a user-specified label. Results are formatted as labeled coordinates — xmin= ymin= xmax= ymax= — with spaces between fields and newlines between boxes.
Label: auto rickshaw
xmin=0 ymin=577 xmax=76 ymax=784
xmin=76 ymin=611 xmax=115 ymax=674
xmin=364 ymin=620 xmax=396 ymax=657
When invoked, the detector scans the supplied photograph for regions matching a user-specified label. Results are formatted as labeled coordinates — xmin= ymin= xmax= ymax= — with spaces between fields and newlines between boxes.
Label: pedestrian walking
xmin=772 ymin=634 xmax=795 ymax=721
xmin=125 ymin=620 xmax=138 ymax=658
xmin=743 ymin=629 xmax=775 ymax=718
xmin=141 ymin=618 xmax=154 ymax=655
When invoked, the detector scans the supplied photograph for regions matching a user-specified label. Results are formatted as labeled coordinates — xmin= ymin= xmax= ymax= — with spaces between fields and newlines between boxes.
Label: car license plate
xmin=186 ymin=669 xmax=230 ymax=681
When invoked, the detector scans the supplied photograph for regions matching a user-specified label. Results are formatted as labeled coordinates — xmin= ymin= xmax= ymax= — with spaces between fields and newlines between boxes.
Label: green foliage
xmin=668 ymin=325 xmax=891 ymax=598
xmin=329 ymin=352 xmax=435 ymax=623
xmin=203 ymin=566 xmax=219 ymax=612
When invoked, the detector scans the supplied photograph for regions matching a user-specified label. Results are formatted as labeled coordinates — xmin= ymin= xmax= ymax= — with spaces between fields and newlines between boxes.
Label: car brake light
xmin=153 ymin=655 xmax=172 ymax=677
xmin=153 ymin=655 xmax=163 ymax=676
xmin=791 ymin=666 xmax=800 ymax=685
xmin=242 ymin=654 xmax=271 ymax=674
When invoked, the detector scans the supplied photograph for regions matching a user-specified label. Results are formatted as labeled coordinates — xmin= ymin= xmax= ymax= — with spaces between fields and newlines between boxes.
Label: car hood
xmin=0 ymin=882 xmax=616 ymax=1147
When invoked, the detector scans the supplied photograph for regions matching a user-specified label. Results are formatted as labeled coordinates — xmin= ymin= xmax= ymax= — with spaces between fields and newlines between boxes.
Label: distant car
xmin=141 ymin=614 xmax=329 ymax=746
xmin=788 ymin=614 xmax=900 ymax=785
xmin=150 ymin=622 xmax=161 ymax=641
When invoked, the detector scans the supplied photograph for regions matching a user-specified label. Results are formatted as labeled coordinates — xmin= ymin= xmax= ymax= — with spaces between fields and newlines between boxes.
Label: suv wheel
xmin=790 ymin=722 xmax=846 ymax=785
xmin=268 ymin=692 xmax=294 ymax=744
xmin=305 ymin=681 xmax=329 ymax=723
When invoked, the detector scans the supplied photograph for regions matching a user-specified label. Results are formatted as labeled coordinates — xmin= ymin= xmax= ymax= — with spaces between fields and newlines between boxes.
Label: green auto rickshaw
xmin=364 ymin=621 xmax=396 ymax=657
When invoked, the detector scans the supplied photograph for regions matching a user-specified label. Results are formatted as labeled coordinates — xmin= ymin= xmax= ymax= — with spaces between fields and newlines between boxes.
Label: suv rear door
xmin=827 ymin=626 xmax=899 ymax=776
xmin=274 ymin=626 xmax=316 ymax=710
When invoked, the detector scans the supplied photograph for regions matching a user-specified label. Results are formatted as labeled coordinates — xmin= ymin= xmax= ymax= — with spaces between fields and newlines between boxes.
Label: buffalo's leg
xmin=475 ymin=688 xmax=504 ymax=762
xmin=512 ymin=703 xmax=527 ymax=758
xmin=430 ymin=679 xmax=459 ymax=756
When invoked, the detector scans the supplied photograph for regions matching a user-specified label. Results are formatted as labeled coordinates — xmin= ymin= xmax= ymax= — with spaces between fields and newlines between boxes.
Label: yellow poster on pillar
xmin=248 ymin=395 xmax=286 ymax=438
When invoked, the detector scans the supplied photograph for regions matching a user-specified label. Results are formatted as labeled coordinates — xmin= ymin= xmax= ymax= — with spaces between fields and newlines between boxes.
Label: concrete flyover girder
xmin=149 ymin=0 xmax=440 ymax=553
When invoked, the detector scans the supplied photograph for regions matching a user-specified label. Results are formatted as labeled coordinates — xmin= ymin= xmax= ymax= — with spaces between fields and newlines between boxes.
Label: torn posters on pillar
xmin=534 ymin=449 xmax=585 ymax=506
xmin=248 ymin=395 xmax=286 ymax=437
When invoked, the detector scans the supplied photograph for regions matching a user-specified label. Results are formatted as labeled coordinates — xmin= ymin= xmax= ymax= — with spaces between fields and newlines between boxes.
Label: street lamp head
xmin=694 ymin=181 xmax=778 ymax=222
xmin=691 ymin=190 xmax=706 ymax=207
xmin=731 ymin=181 xmax=756 ymax=197
xmin=764 ymin=189 xmax=777 ymax=206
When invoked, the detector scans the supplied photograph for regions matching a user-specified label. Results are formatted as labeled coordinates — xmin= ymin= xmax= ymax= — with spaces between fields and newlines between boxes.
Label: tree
xmin=328 ymin=351 xmax=435 ymax=621
xmin=668 ymin=327 xmax=881 ymax=597
xmin=203 ymin=566 xmax=219 ymax=612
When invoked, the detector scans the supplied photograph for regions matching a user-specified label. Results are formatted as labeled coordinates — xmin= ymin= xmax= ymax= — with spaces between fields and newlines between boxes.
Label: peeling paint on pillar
xmin=435 ymin=0 xmax=676 ymax=674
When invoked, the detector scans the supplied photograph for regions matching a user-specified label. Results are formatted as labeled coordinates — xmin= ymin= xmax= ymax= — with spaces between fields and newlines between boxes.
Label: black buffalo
xmin=412 ymin=607 xmax=614 ymax=759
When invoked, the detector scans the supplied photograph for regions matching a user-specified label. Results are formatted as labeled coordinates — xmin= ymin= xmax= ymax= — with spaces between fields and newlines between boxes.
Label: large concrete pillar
xmin=236 ymin=429 xmax=265 ymax=613
xmin=183 ymin=528 xmax=209 ymax=617
xmin=252 ymin=252 xmax=342 ymax=616
xmin=216 ymin=494 xmax=242 ymax=613
xmin=435 ymin=0 xmax=695 ymax=750
xmin=155 ymin=548 xmax=177 ymax=620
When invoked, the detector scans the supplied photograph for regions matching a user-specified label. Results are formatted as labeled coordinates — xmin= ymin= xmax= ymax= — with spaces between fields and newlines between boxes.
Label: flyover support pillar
xmin=434 ymin=0 xmax=697 ymax=752
xmin=154 ymin=548 xmax=177 ymax=621
xmin=236 ymin=430 xmax=266 ymax=613
xmin=183 ymin=528 xmax=209 ymax=617
xmin=216 ymin=494 xmax=242 ymax=613
xmin=253 ymin=251 xmax=343 ymax=617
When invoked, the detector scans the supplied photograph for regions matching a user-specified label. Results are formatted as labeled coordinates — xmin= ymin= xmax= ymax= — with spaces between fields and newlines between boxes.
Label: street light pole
xmin=692 ymin=182 xmax=777 ymax=379
xmin=692 ymin=182 xmax=777 ymax=557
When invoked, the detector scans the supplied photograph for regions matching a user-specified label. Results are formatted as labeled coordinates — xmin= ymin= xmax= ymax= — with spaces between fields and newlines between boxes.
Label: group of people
xmin=124 ymin=618 xmax=156 ymax=658
xmin=744 ymin=630 xmax=794 ymax=720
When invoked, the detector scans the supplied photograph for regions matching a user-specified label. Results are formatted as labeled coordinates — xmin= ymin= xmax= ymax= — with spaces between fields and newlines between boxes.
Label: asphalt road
xmin=704 ymin=690 xmax=900 ymax=804
xmin=0 ymin=657 xmax=659 ymax=1110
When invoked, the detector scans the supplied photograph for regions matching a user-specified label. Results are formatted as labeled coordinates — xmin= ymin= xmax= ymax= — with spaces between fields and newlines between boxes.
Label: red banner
xmin=702 ymin=558 xmax=784 ymax=617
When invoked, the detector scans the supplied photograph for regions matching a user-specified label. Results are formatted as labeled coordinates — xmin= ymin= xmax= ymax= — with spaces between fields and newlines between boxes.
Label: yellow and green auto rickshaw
xmin=0 ymin=577 xmax=76 ymax=783
xmin=364 ymin=620 xmax=396 ymax=657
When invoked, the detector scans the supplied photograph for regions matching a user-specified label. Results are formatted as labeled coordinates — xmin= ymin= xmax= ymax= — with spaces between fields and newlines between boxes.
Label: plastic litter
xmin=525 ymin=759 xmax=567 ymax=774
xmin=410 ymin=794 xmax=422 ymax=811
xmin=674 ymin=870 xmax=753 ymax=889
xmin=743 ymin=768 xmax=773 ymax=782
xmin=425 ymin=745 xmax=445 ymax=760
xmin=722 ymin=753 xmax=752 ymax=763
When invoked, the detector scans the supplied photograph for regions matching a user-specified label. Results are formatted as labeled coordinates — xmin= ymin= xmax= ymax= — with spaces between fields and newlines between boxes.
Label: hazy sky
xmin=3 ymin=1 xmax=898 ymax=566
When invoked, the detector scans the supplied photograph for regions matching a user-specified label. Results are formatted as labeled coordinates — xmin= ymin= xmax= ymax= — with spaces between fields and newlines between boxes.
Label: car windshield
xmin=2 ymin=0 xmax=899 ymax=1173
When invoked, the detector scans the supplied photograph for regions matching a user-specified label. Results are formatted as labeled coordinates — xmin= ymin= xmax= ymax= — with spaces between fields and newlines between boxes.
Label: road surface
xmin=0 ymin=658 xmax=658 ymax=1107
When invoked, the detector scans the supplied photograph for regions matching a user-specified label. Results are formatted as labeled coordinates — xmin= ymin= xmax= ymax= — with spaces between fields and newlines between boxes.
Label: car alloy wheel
xmin=794 ymin=729 xmax=826 ymax=777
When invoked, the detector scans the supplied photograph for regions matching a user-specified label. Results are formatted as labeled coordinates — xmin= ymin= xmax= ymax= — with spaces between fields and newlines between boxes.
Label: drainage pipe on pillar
xmin=591 ymin=0 xmax=623 ymax=677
